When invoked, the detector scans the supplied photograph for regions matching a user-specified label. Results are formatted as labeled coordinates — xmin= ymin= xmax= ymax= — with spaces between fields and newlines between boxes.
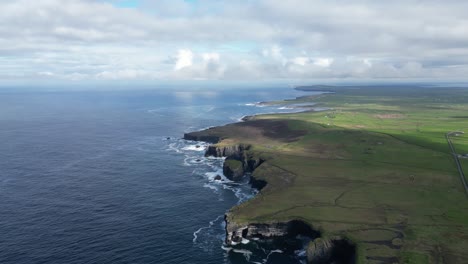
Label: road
xmin=446 ymin=131 xmax=468 ymax=195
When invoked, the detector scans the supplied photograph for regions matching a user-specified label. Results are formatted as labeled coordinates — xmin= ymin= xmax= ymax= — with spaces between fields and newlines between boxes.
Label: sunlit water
xmin=0 ymin=87 xmax=321 ymax=264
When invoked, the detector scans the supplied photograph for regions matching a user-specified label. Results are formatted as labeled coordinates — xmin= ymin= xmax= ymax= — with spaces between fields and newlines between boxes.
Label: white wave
xmin=206 ymin=158 xmax=225 ymax=169
xmin=295 ymin=249 xmax=307 ymax=257
xmin=167 ymin=142 xmax=182 ymax=153
xmin=193 ymin=228 xmax=203 ymax=243
xmin=203 ymin=183 xmax=219 ymax=192
xmin=182 ymin=144 xmax=206 ymax=151
xmin=221 ymin=245 xmax=233 ymax=252
xmin=241 ymin=238 xmax=250 ymax=244
xmin=205 ymin=168 xmax=225 ymax=182
xmin=183 ymin=155 xmax=206 ymax=166
xmin=270 ymin=249 xmax=283 ymax=254
xmin=278 ymin=106 xmax=294 ymax=110
xmin=221 ymin=184 xmax=256 ymax=204
xmin=264 ymin=249 xmax=284 ymax=262
xmin=233 ymin=248 xmax=253 ymax=258
xmin=193 ymin=215 xmax=224 ymax=243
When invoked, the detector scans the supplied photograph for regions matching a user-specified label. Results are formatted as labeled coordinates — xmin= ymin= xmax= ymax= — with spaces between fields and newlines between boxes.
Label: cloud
xmin=202 ymin=53 xmax=220 ymax=62
xmin=0 ymin=0 xmax=468 ymax=82
xmin=174 ymin=49 xmax=194 ymax=70
xmin=313 ymin=58 xmax=333 ymax=68
xmin=292 ymin=57 xmax=309 ymax=66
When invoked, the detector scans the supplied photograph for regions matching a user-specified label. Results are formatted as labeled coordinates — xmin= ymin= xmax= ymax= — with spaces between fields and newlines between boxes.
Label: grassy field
xmin=200 ymin=86 xmax=468 ymax=263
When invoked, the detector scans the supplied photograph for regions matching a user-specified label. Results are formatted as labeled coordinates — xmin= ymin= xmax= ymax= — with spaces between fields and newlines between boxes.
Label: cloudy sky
xmin=1 ymin=0 xmax=468 ymax=83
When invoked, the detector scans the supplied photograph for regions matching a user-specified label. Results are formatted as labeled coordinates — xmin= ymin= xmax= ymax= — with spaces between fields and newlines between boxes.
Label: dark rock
xmin=166 ymin=137 xmax=171 ymax=140
xmin=205 ymin=144 xmax=250 ymax=158
xmin=183 ymin=133 xmax=220 ymax=143
xmin=224 ymin=217 xmax=319 ymax=245
xmin=224 ymin=214 xmax=355 ymax=263
xmin=205 ymin=143 xmax=264 ymax=182
xmin=223 ymin=158 xmax=245 ymax=181
xmin=250 ymin=176 xmax=267 ymax=191
xmin=196 ymin=145 xmax=201 ymax=148
xmin=195 ymin=159 xmax=201 ymax=162
xmin=307 ymin=236 xmax=356 ymax=264
xmin=214 ymin=175 xmax=222 ymax=181
xmin=241 ymin=115 xmax=254 ymax=121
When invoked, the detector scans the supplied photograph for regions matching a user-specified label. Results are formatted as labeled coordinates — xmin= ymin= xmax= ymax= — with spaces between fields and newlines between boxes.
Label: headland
xmin=184 ymin=85 xmax=468 ymax=263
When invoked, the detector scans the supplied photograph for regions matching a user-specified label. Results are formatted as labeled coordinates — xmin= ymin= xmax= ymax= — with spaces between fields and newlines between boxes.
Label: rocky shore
xmin=183 ymin=127 xmax=356 ymax=264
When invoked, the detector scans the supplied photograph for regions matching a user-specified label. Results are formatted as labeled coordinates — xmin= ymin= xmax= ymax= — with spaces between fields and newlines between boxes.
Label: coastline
xmin=183 ymin=85 xmax=468 ymax=264
xmin=183 ymin=91 xmax=354 ymax=264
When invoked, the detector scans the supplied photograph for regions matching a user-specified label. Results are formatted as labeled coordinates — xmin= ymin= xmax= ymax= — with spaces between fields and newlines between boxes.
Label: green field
xmin=195 ymin=86 xmax=468 ymax=263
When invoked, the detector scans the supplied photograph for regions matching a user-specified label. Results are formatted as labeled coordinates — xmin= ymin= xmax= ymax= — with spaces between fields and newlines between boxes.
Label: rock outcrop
xmin=224 ymin=216 xmax=319 ymax=244
xmin=205 ymin=144 xmax=249 ymax=158
xmin=185 ymin=131 xmax=356 ymax=264
xmin=306 ymin=236 xmax=356 ymax=264
xmin=223 ymin=158 xmax=244 ymax=181
xmin=205 ymin=144 xmax=265 ymax=181
xmin=183 ymin=132 xmax=220 ymax=144
xmin=249 ymin=175 xmax=267 ymax=190
xmin=225 ymin=215 xmax=355 ymax=264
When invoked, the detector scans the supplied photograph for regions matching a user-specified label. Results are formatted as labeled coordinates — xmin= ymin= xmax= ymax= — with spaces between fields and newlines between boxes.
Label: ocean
xmin=0 ymin=86 xmax=318 ymax=264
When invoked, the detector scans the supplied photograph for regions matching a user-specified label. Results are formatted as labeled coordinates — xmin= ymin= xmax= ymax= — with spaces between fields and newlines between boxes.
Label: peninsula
xmin=184 ymin=85 xmax=468 ymax=263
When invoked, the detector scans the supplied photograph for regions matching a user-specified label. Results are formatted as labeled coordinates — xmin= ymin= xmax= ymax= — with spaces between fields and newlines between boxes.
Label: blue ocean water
xmin=0 ymin=87 xmax=316 ymax=264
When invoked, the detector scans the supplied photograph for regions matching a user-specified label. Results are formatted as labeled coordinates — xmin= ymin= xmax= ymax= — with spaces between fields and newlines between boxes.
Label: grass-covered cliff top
xmin=193 ymin=86 xmax=468 ymax=263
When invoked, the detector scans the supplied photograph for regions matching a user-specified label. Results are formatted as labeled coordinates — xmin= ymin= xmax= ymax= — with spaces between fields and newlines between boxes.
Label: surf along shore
xmin=184 ymin=85 xmax=468 ymax=264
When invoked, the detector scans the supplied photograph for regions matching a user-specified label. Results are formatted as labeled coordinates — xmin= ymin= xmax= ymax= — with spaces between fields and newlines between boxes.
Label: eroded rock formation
xmin=224 ymin=217 xmax=319 ymax=245
xmin=184 ymin=130 xmax=356 ymax=264
xmin=307 ymin=236 xmax=356 ymax=264
xmin=204 ymin=143 xmax=265 ymax=181
xmin=183 ymin=133 xmax=220 ymax=144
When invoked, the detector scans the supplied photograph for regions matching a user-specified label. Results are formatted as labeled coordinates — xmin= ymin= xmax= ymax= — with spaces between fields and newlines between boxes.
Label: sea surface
xmin=0 ymin=86 xmax=319 ymax=264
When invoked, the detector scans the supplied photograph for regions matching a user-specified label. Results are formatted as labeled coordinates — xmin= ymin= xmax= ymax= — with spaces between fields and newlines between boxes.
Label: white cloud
xmin=174 ymin=49 xmax=194 ymax=70
xmin=1 ymin=0 xmax=468 ymax=82
xmin=202 ymin=53 xmax=220 ymax=62
xmin=313 ymin=58 xmax=333 ymax=68
xmin=292 ymin=57 xmax=309 ymax=66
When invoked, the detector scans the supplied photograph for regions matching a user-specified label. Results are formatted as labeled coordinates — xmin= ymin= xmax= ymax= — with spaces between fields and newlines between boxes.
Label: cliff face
xmin=307 ymin=237 xmax=356 ymax=264
xmin=204 ymin=144 xmax=265 ymax=181
xmin=223 ymin=159 xmax=244 ymax=181
xmin=224 ymin=216 xmax=320 ymax=245
xmin=185 ymin=134 xmax=356 ymax=263
xmin=205 ymin=144 xmax=249 ymax=158
xmin=225 ymin=215 xmax=355 ymax=264
xmin=183 ymin=133 xmax=220 ymax=144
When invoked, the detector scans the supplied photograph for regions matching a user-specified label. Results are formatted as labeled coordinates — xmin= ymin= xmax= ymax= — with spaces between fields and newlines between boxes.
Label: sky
xmin=1 ymin=0 xmax=468 ymax=83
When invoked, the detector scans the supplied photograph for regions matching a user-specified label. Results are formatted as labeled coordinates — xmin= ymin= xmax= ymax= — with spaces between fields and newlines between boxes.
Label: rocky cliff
xmin=307 ymin=236 xmax=356 ymax=264
xmin=225 ymin=214 xmax=355 ymax=264
xmin=183 ymin=132 xmax=220 ymax=144
xmin=205 ymin=144 xmax=249 ymax=158
xmin=184 ymin=132 xmax=356 ymax=263
xmin=224 ymin=216 xmax=319 ymax=245
xmin=223 ymin=158 xmax=244 ymax=181
xmin=204 ymin=143 xmax=265 ymax=181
